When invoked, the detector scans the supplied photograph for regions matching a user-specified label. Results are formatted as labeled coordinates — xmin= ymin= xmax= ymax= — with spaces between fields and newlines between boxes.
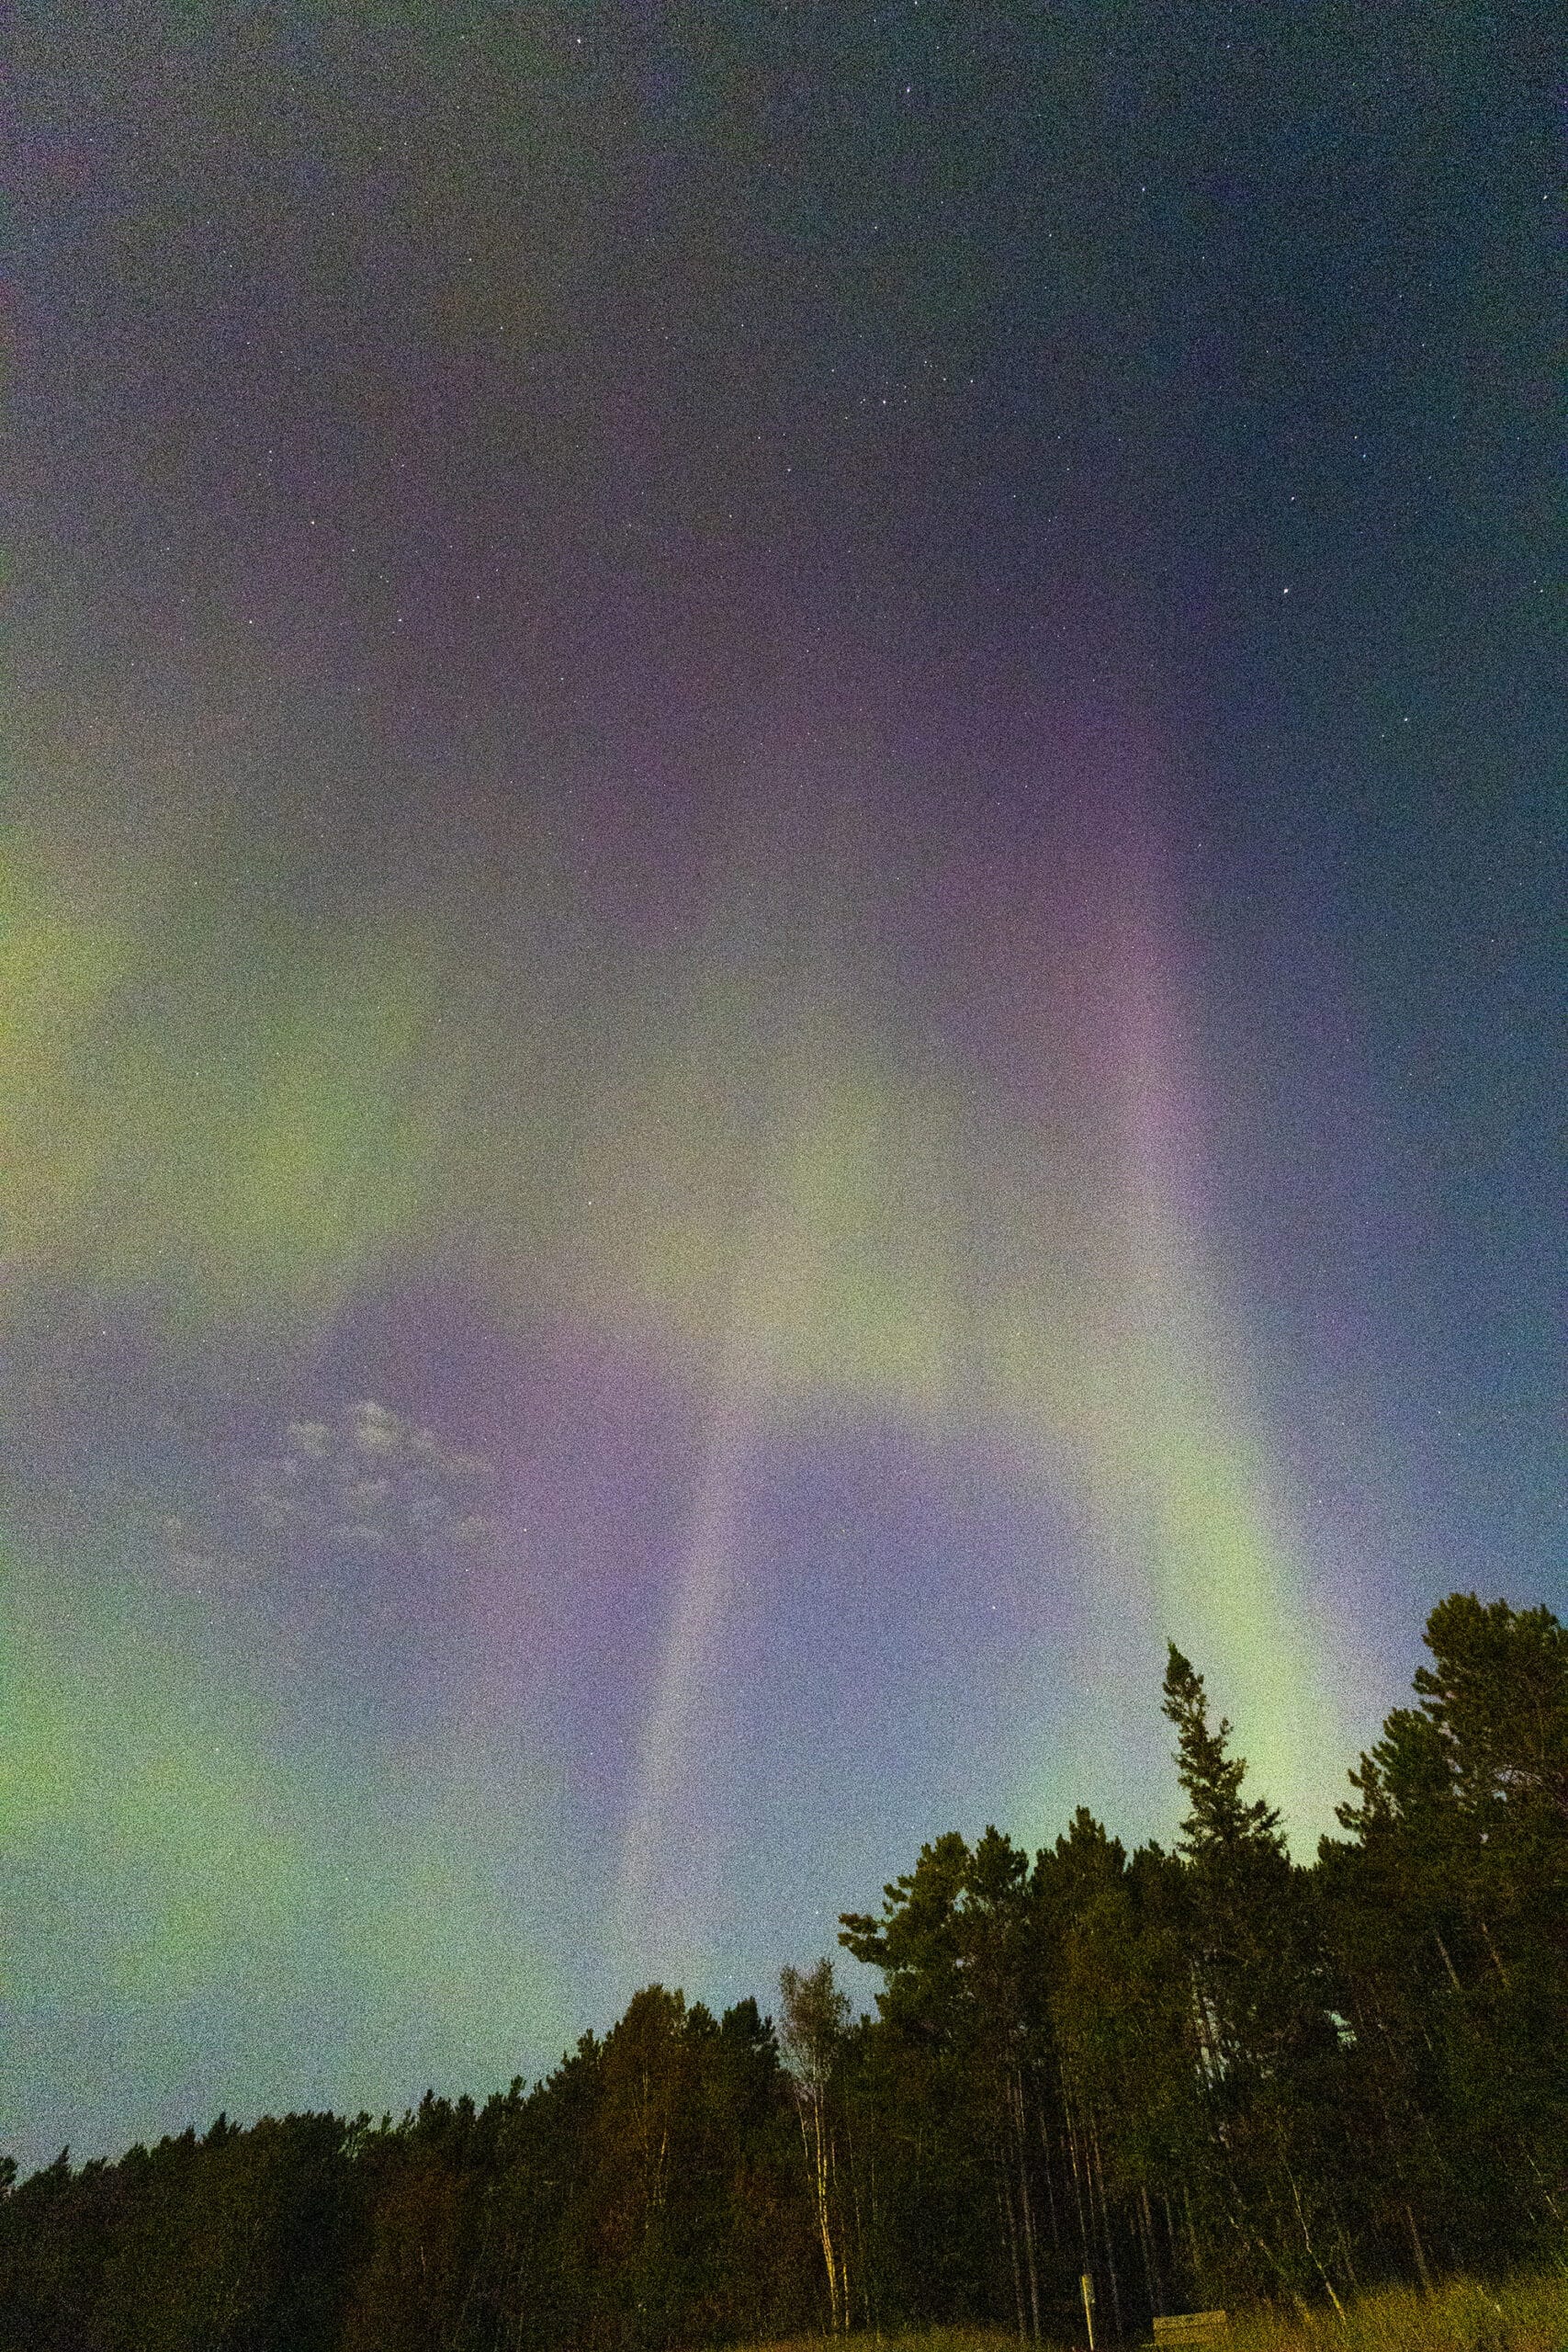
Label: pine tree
xmin=1161 ymin=1646 xmax=1351 ymax=2312
xmin=841 ymin=1829 xmax=1051 ymax=2336
xmin=1322 ymin=1595 xmax=1568 ymax=2271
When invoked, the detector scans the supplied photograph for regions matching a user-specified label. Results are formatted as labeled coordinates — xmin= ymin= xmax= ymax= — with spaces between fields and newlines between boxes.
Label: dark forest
xmin=5 ymin=1591 xmax=1563 ymax=2351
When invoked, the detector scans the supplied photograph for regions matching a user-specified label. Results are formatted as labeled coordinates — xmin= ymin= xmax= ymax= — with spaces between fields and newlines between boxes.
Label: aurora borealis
xmin=4 ymin=7 xmax=1559 ymax=2177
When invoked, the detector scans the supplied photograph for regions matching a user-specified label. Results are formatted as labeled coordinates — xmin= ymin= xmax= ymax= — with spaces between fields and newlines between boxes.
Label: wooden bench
xmin=1152 ymin=2314 xmax=1229 ymax=2345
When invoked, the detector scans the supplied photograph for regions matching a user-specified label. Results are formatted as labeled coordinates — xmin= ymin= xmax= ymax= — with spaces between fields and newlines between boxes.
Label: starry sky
xmin=3 ymin=5 xmax=1561 ymax=2176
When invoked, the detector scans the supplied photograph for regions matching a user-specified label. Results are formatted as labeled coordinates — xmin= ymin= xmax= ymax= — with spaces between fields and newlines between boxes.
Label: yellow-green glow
xmin=3 ymin=779 xmax=1344 ymax=1925
xmin=0 ymin=1548 xmax=312 ymax=1998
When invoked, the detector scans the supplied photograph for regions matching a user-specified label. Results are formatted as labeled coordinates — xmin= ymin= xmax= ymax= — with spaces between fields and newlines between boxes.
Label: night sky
xmin=5 ymin=6 xmax=1560 ymax=2177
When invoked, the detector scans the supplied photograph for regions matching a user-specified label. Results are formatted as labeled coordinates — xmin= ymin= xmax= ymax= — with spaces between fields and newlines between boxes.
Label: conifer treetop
xmin=1163 ymin=1644 xmax=1283 ymax=1859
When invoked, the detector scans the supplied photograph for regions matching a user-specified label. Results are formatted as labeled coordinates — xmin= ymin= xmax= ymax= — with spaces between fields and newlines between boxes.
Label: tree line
xmin=3 ymin=1591 xmax=1563 ymax=2350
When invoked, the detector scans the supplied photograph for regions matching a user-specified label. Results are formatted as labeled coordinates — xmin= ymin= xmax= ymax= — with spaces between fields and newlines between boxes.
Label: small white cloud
xmin=247 ymin=1401 xmax=497 ymax=1564
xmin=342 ymin=1476 xmax=392 ymax=1517
xmin=352 ymin=1400 xmax=405 ymax=1458
xmin=327 ymin=1521 xmax=390 ymax=1554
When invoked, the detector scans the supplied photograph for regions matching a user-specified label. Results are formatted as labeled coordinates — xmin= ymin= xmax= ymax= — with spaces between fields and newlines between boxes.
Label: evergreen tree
xmin=1322 ymin=1594 xmax=1568 ymax=2273
xmin=1161 ymin=1645 xmax=1353 ymax=2312
xmin=841 ymin=1828 xmax=1053 ymax=2335
xmin=1040 ymin=1814 xmax=1198 ymax=2332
